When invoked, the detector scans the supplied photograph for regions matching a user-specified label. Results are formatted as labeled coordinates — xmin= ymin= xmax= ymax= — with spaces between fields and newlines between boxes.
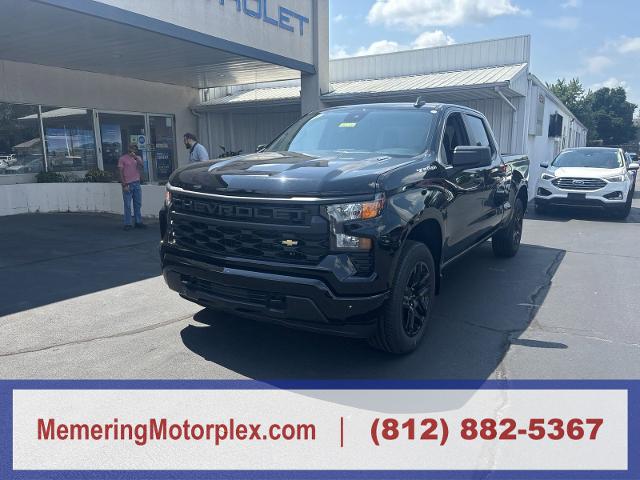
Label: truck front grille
xmin=182 ymin=275 xmax=279 ymax=308
xmin=552 ymin=177 xmax=607 ymax=191
xmin=170 ymin=215 xmax=329 ymax=265
xmin=172 ymin=194 xmax=311 ymax=225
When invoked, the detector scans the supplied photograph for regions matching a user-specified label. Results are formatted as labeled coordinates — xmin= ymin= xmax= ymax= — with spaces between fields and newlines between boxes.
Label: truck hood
xmin=169 ymin=151 xmax=417 ymax=197
xmin=548 ymin=166 xmax=625 ymax=178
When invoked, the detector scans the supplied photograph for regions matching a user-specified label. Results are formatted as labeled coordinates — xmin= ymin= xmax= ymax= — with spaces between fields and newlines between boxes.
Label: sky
xmin=329 ymin=0 xmax=640 ymax=111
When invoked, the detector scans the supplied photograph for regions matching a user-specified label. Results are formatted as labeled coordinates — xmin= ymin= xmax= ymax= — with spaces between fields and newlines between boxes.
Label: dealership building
xmin=0 ymin=0 xmax=585 ymax=216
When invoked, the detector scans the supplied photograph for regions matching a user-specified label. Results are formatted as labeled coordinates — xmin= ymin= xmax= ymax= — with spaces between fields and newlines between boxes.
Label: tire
xmin=368 ymin=241 xmax=436 ymax=354
xmin=492 ymin=198 xmax=524 ymax=258
xmin=613 ymin=186 xmax=636 ymax=220
xmin=612 ymin=198 xmax=632 ymax=219
xmin=534 ymin=202 xmax=548 ymax=215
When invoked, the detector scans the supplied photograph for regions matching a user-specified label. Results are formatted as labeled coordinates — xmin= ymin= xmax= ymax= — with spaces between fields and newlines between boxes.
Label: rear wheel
xmin=492 ymin=198 xmax=524 ymax=258
xmin=369 ymin=241 xmax=436 ymax=354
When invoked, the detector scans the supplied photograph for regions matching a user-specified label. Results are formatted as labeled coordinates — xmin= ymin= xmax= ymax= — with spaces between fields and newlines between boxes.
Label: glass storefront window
xmin=0 ymin=103 xmax=176 ymax=181
xmin=41 ymin=107 xmax=97 ymax=172
xmin=0 ymin=103 xmax=44 ymax=175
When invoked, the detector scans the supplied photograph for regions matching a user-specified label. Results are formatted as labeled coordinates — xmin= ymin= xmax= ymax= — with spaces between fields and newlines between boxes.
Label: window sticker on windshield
xmin=339 ymin=122 xmax=357 ymax=128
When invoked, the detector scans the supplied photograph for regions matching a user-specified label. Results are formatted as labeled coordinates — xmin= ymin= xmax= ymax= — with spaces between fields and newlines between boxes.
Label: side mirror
xmin=540 ymin=162 xmax=549 ymax=169
xmin=628 ymin=162 xmax=639 ymax=171
xmin=256 ymin=144 xmax=267 ymax=153
xmin=452 ymin=146 xmax=492 ymax=168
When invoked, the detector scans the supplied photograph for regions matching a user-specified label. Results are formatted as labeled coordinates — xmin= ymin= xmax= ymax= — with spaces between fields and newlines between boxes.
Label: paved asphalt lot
xmin=1 ymin=187 xmax=639 ymax=380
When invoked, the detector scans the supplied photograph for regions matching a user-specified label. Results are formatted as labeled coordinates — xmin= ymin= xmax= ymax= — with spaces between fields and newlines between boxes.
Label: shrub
xmin=36 ymin=171 xmax=67 ymax=183
xmin=84 ymin=169 xmax=114 ymax=183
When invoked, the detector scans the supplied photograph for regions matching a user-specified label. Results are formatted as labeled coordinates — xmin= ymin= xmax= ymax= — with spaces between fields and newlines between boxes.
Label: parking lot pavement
xmin=1 ymin=190 xmax=639 ymax=381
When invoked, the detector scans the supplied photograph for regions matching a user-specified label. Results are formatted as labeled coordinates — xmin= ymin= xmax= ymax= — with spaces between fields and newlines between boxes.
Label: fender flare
xmin=389 ymin=208 xmax=446 ymax=289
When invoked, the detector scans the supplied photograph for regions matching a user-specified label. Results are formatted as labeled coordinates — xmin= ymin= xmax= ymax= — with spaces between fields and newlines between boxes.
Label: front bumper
xmin=161 ymin=250 xmax=388 ymax=338
xmin=535 ymin=177 xmax=630 ymax=209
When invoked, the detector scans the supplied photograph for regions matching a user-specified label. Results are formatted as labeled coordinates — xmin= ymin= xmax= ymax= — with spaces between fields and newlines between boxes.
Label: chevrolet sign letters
xmin=218 ymin=0 xmax=309 ymax=36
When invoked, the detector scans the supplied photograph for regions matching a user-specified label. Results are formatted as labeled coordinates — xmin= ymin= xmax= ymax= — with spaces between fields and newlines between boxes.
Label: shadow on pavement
xmin=0 ymin=213 xmax=161 ymax=317
xmin=180 ymin=243 xmax=566 ymax=381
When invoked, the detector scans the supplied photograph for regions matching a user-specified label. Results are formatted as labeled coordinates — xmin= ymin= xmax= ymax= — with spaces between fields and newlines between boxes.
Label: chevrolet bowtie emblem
xmin=281 ymin=239 xmax=299 ymax=247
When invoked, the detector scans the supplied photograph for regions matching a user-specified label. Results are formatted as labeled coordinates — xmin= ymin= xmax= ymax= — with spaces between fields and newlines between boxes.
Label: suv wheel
xmin=534 ymin=203 xmax=548 ymax=215
xmin=369 ymin=241 xmax=435 ymax=354
xmin=492 ymin=198 xmax=524 ymax=258
xmin=613 ymin=196 xmax=632 ymax=219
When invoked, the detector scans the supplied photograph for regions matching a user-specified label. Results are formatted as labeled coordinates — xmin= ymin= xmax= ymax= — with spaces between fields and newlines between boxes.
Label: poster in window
xmin=100 ymin=124 xmax=122 ymax=166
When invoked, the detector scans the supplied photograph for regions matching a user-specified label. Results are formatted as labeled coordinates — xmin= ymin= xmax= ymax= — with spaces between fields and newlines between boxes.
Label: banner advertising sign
xmin=1 ymin=380 xmax=638 ymax=479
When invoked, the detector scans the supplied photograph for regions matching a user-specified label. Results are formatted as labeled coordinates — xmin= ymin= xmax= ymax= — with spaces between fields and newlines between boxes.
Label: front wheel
xmin=369 ymin=241 xmax=436 ymax=354
xmin=612 ymin=203 xmax=631 ymax=219
xmin=611 ymin=187 xmax=634 ymax=219
xmin=492 ymin=198 xmax=524 ymax=258
xmin=534 ymin=202 xmax=549 ymax=215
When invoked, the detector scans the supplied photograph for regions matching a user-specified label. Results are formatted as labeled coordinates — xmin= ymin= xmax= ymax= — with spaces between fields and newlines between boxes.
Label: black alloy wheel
xmin=369 ymin=241 xmax=436 ymax=354
xmin=512 ymin=203 xmax=524 ymax=248
xmin=402 ymin=261 xmax=432 ymax=337
xmin=492 ymin=198 xmax=525 ymax=258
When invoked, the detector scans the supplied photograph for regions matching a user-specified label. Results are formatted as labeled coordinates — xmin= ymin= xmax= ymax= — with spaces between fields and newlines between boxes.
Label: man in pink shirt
xmin=118 ymin=144 xmax=146 ymax=230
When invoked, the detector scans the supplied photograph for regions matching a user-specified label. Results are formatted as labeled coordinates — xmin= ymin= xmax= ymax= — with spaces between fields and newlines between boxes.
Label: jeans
xmin=122 ymin=181 xmax=142 ymax=226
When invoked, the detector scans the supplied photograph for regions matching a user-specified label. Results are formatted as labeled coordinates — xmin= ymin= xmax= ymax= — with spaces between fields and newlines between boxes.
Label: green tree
xmin=547 ymin=78 xmax=638 ymax=145
xmin=586 ymin=87 xmax=637 ymax=145
xmin=547 ymin=78 xmax=593 ymax=137
xmin=547 ymin=78 xmax=584 ymax=112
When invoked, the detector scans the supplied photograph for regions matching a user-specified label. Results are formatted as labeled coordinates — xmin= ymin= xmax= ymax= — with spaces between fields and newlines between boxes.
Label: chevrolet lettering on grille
xmin=175 ymin=197 xmax=305 ymax=223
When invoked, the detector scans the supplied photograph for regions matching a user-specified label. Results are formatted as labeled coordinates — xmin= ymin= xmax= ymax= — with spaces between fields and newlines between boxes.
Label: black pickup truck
xmin=160 ymin=103 xmax=529 ymax=354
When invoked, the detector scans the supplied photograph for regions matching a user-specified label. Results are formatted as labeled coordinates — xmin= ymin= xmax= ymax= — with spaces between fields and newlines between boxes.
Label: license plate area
xmin=567 ymin=193 xmax=586 ymax=201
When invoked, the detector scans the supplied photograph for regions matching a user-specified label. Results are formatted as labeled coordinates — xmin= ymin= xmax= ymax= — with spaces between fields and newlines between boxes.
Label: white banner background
xmin=13 ymin=388 xmax=628 ymax=471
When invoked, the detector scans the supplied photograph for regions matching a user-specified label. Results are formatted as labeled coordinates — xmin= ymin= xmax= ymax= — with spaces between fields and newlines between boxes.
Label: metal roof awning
xmin=197 ymin=63 xmax=529 ymax=110
xmin=0 ymin=0 xmax=308 ymax=89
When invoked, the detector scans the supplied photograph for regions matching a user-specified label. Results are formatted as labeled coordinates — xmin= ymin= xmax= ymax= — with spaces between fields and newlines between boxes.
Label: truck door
xmin=439 ymin=112 xmax=491 ymax=260
xmin=462 ymin=113 xmax=506 ymax=237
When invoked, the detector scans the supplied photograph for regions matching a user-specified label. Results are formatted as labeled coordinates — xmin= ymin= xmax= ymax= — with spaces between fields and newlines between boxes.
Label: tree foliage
xmin=547 ymin=78 xmax=638 ymax=145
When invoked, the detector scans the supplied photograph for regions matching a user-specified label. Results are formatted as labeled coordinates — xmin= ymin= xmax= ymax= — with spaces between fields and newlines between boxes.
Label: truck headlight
xmin=325 ymin=196 xmax=385 ymax=222
xmin=325 ymin=195 xmax=384 ymax=250
xmin=164 ymin=189 xmax=172 ymax=207
xmin=541 ymin=173 xmax=555 ymax=181
xmin=605 ymin=175 xmax=625 ymax=183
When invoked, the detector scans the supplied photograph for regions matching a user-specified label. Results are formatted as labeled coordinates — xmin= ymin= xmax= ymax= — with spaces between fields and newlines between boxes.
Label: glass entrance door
xmin=149 ymin=115 xmax=176 ymax=182
xmin=98 ymin=113 xmax=148 ymax=181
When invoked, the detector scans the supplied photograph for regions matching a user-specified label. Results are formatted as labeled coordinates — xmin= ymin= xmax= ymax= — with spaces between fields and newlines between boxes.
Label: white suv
xmin=535 ymin=147 xmax=638 ymax=219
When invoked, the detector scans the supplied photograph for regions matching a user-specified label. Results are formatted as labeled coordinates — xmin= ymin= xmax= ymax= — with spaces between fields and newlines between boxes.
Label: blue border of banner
xmin=1 ymin=379 xmax=637 ymax=480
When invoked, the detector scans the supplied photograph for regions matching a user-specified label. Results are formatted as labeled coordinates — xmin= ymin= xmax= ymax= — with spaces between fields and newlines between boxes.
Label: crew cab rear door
xmin=439 ymin=111 xmax=494 ymax=260
xmin=461 ymin=112 xmax=506 ymax=236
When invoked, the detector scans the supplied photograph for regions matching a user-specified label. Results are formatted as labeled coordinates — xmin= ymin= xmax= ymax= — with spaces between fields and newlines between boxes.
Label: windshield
xmin=552 ymin=149 xmax=623 ymax=169
xmin=266 ymin=108 xmax=434 ymax=157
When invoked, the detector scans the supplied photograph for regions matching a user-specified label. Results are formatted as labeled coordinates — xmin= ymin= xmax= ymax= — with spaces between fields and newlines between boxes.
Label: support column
xmin=300 ymin=0 xmax=329 ymax=115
